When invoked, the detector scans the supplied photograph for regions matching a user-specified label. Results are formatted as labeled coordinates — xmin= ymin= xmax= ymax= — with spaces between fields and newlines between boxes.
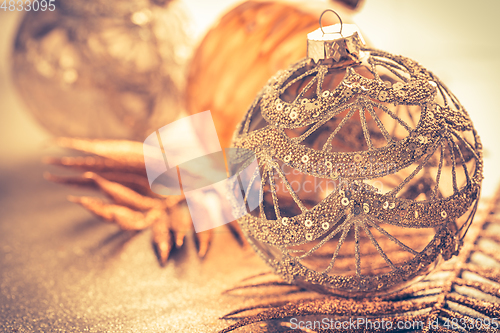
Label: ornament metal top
xmin=230 ymin=10 xmax=483 ymax=296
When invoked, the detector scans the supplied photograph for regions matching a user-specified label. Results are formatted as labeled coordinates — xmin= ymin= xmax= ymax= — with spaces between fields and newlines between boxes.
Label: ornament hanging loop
xmin=319 ymin=9 xmax=343 ymax=37
xmin=308 ymin=11 xmax=364 ymax=63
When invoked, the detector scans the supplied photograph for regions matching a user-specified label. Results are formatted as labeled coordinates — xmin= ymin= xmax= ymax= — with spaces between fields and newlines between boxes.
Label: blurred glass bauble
xmin=230 ymin=20 xmax=482 ymax=296
xmin=186 ymin=0 xmax=361 ymax=147
xmin=12 ymin=0 xmax=190 ymax=139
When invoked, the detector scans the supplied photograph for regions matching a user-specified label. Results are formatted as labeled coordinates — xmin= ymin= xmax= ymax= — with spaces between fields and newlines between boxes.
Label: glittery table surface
xmin=0 ymin=157 xmax=272 ymax=333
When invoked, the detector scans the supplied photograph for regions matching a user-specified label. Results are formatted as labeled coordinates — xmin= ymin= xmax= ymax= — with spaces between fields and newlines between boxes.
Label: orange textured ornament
xmin=186 ymin=1 xmax=360 ymax=147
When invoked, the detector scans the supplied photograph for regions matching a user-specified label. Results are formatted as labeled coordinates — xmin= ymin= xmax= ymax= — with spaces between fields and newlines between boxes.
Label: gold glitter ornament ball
xmin=230 ymin=14 xmax=483 ymax=296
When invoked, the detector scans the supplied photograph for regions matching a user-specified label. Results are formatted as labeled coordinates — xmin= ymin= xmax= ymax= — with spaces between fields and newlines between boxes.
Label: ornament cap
xmin=307 ymin=23 xmax=365 ymax=63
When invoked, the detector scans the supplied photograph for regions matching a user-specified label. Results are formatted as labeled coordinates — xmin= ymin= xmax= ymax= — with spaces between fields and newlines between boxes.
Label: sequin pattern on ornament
xmin=229 ymin=20 xmax=483 ymax=296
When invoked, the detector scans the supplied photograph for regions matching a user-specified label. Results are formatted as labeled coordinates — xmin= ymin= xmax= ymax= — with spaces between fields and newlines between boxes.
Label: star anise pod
xmin=44 ymin=137 xmax=247 ymax=264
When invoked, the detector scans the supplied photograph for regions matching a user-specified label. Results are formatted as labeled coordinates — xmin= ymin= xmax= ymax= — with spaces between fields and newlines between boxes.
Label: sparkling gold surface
xmin=0 ymin=157 xmax=269 ymax=333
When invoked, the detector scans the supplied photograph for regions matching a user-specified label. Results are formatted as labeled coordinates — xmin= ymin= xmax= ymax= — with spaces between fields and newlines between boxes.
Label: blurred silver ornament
xmin=12 ymin=0 xmax=191 ymax=139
